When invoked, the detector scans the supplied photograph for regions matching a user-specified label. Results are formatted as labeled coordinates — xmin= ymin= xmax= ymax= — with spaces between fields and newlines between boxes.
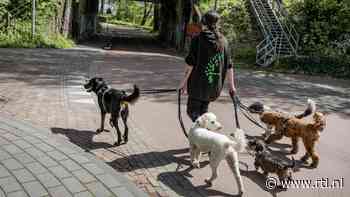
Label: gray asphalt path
xmin=0 ymin=43 xmax=349 ymax=197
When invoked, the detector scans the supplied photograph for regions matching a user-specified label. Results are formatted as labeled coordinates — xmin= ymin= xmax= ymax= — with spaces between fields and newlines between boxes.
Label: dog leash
xmin=232 ymin=95 xmax=270 ymax=132
xmin=178 ymin=90 xmax=189 ymax=138
xmin=141 ymin=88 xmax=177 ymax=94
xmin=230 ymin=92 xmax=241 ymax=129
xmin=124 ymin=88 xmax=178 ymax=95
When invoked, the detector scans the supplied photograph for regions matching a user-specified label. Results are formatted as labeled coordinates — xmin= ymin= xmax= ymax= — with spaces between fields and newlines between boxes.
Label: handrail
xmin=249 ymin=0 xmax=270 ymax=37
xmin=250 ymin=0 xmax=299 ymax=66
xmin=270 ymin=0 xmax=299 ymax=54
xmin=256 ymin=35 xmax=278 ymax=66
xmin=255 ymin=0 xmax=275 ymax=36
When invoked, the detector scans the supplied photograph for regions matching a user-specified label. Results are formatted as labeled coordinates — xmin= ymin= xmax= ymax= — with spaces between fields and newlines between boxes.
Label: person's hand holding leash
xmin=229 ymin=86 xmax=236 ymax=96
xmin=178 ymin=82 xmax=188 ymax=95
xmin=179 ymin=65 xmax=193 ymax=95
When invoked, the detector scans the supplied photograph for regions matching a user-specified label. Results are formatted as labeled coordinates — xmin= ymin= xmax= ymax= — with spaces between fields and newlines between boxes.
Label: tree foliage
xmin=112 ymin=0 xmax=154 ymax=28
xmin=290 ymin=0 xmax=350 ymax=57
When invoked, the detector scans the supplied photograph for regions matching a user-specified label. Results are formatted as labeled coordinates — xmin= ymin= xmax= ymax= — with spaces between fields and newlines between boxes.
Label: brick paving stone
xmin=2 ymin=133 xmax=19 ymax=141
xmin=96 ymin=174 xmax=122 ymax=188
xmin=0 ymin=137 xmax=10 ymax=146
xmin=0 ymin=149 xmax=11 ymax=160
xmin=72 ymin=170 xmax=97 ymax=184
xmin=23 ymin=181 xmax=48 ymax=197
xmin=2 ymin=145 xmax=23 ymax=155
xmin=111 ymin=186 xmax=134 ymax=197
xmin=12 ymin=169 xmax=36 ymax=183
xmin=34 ymin=143 xmax=55 ymax=152
xmin=1 ymin=158 xmax=24 ymax=170
xmin=48 ymin=186 xmax=73 ymax=197
xmin=25 ymin=162 xmax=48 ymax=175
xmin=37 ymin=156 xmax=59 ymax=168
xmin=37 ymin=173 xmax=61 ymax=188
xmin=7 ymin=190 xmax=28 ymax=197
xmin=49 ymin=166 xmax=72 ymax=179
xmin=83 ymin=163 xmax=105 ymax=176
xmin=86 ymin=182 xmax=113 ymax=197
xmin=0 ymin=177 xmax=22 ymax=193
xmin=13 ymin=153 xmax=35 ymax=164
xmin=61 ymin=177 xmax=87 ymax=194
xmin=47 ymin=150 xmax=68 ymax=161
xmin=60 ymin=159 xmax=82 ymax=172
xmin=57 ymin=146 xmax=79 ymax=155
xmin=0 ymin=165 xmax=10 ymax=178
xmin=0 ymin=127 xmax=9 ymax=134
xmin=31 ymin=133 xmax=49 ymax=140
xmin=25 ymin=147 xmax=46 ymax=157
xmin=74 ymin=191 xmax=94 ymax=197
xmin=69 ymin=154 xmax=90 ymax=164
xmin=12 ymin=140 xmax=33 ymax=149
xmin=23 ymin=136 xmax=41 ymax=144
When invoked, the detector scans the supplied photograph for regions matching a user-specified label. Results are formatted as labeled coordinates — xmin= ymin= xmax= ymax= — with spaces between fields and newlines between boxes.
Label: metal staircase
xmin=249 ymin=0 xmax=299 ymax=66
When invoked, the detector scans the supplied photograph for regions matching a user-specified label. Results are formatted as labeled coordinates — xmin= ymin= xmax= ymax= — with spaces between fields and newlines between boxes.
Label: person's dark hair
xmin=201 ymin=10 xmax=225 ymax=51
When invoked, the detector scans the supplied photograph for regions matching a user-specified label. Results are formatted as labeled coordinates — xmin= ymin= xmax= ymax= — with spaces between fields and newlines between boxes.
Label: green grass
xmin=0 ymin=32 xmax=75 ymax=48
xmin=99 ymin=15 xmax=153 ymax=32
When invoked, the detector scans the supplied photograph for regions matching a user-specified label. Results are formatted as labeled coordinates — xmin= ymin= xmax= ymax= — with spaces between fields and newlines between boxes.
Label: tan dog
xmin=266 ymin=112 xmax=326 ymax=168
xmin=248 ymin=99 xmax=316 ymax=139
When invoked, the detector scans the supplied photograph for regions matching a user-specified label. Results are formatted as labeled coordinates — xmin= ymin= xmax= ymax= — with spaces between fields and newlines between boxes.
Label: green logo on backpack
xmin=205 ymin=52 xmax=224 ymax=85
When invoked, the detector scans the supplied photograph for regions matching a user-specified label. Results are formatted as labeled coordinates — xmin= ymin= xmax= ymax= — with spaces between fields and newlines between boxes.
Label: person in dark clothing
xmin=178 ymin=10 xmax=237 ymax=122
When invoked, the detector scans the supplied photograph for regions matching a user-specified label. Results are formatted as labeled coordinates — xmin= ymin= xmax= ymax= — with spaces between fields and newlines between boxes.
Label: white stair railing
xmin=269 ymin=0 xmax=299 ymax=55
xmin=256 ymin=35 xmax=278 ymax=66
xmin=250 ymin=0 xmax=299 ymax=66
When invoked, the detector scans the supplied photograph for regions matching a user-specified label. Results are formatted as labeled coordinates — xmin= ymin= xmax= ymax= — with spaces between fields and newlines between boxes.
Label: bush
xmin=276 ymin=55 xmax=350 ymax=78
xmin=0 ymin=32 xmax=74 ymax=48
xmin=290 ymin=0 xmax=350 ymax=57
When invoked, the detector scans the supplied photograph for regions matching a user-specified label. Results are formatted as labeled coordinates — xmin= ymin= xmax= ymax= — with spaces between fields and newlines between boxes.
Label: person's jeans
xmin=187 ymin=98 xmax=210 ymax=122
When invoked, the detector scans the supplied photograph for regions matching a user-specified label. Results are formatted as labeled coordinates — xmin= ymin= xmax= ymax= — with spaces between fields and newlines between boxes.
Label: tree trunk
xmin=62 ymin=0 xmax=72 ymax=38
xmin=153 ymin=2 xmax=160 ymax=31
xmin=100 ymin=0 xmax=105 ymax=14
xmin=141 ymin=1 xmax=148 ymax=25
xmin=159 ymin=0 xmax=177 ymax=45
xmin=141 ymin=2 xmax=153 ymax=26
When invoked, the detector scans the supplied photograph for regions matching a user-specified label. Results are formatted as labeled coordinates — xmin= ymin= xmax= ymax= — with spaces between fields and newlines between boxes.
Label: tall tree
xmin=141 ymin=1 xmax=153 ymax=26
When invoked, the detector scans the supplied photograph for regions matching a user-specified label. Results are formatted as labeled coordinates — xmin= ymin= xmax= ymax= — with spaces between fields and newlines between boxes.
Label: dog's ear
xmin=248 ymin=102 xmax=265 ymax=113
xmin=195 ymin=114 xmax=208 ymax=128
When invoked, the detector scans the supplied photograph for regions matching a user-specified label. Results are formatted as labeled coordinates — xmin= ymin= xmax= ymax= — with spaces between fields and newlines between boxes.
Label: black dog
xmin=84 ymin=77 xmax=140 ymax=146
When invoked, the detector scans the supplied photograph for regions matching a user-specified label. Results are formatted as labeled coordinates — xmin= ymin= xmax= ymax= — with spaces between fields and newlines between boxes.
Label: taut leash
xmin=232 ymin=95 xmax=270 ymax=132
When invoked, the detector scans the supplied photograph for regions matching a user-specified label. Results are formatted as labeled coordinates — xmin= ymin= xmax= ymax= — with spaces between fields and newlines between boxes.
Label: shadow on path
xmin=51 ymin=127 xmax=114 ymax=151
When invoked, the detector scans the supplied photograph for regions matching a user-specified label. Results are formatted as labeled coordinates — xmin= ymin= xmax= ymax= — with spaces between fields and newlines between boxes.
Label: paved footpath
xmin=0 ymin=46 xmax=350 ymax=197
xmin=0 ymin=116 xmax=147 ymax=197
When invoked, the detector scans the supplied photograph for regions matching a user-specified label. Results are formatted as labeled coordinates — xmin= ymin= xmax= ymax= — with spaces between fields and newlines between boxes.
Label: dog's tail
xmin=226 ymin=129 xmax=247 ymax=153
xmin=295 ymin=99 xmax=316 ymax=119
xmin=122 ymin=85 xmax=140 ymax=104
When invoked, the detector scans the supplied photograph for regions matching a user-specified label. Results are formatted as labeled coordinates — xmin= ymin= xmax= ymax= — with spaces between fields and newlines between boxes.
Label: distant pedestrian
xmin=178 ymin=10 xmax=236 ymax=122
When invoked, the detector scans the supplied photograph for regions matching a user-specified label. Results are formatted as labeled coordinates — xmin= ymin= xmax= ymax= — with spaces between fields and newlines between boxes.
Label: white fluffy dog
xmin=188 ymin=112 xmax=247 ymax=195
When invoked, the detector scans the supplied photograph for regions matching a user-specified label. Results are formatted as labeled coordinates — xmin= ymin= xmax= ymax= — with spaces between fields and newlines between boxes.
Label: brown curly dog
xmin=266 ymin=112 xmax=326 ymax=168
xmin=248 ymin=99 xmax=316 ymax=139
